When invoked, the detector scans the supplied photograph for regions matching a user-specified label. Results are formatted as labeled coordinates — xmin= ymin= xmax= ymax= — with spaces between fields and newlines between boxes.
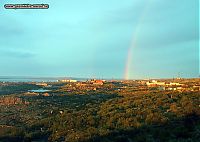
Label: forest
xmin=0 ymin=80 xmax=200 ymax=142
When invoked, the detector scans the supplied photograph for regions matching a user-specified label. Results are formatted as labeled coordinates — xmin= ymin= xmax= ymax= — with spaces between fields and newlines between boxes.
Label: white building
xmin=59 ymin=79 xmax=77 ymax=83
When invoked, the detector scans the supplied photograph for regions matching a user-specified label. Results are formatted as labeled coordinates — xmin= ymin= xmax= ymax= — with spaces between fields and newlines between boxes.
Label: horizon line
xmin=0 ymin=75 xmax=199 ymax=80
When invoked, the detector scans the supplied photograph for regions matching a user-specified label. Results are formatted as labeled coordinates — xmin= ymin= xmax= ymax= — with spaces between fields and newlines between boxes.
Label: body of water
xmin=28 ymin=89 xmax=51 ymax=93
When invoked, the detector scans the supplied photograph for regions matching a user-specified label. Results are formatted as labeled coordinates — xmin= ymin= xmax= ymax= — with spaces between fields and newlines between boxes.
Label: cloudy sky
xmin=0 ymin=0 xmax=199 ymax=79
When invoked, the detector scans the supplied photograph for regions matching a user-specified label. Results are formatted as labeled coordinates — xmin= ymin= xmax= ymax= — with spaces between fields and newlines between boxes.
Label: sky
xmin=0 ymin=0 xmax=199 ymax=79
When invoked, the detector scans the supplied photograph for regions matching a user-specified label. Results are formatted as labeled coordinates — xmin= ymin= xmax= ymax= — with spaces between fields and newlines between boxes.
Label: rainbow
xmin=124 ymin=0 xmax=152 ymax=80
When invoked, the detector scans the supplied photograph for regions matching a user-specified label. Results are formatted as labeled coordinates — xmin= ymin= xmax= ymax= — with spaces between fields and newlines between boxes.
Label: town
xmin=0 ymin=78 xmax=199 ymax=142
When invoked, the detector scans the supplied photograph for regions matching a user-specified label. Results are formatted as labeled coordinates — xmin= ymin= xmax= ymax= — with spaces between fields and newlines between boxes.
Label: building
xmin=42 ymin=93 xmax=50 ymax=97
xmin=146 ymin=80 xmax=186 ymax=91
xmin=166 ymin=87 xmax=177 ymax=91
xmin=167 ymin=82 xmax=182 ymax=86
xmin=36 ymin=83 xmax=48 ymax=87
xmin=146 ymin=80 xmax=165 ymax=87
xmin=59 ymin=79 xmax=77 ymax=83
xmin=92 ymin=80 xmax=104 ymax=85
xmin=192 ymin=85 xmax=200 ymax=91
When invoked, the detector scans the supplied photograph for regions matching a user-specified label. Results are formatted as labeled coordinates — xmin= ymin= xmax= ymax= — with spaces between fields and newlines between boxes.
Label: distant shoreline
xmin=0 ymin=77 xmax=84 ymax=82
